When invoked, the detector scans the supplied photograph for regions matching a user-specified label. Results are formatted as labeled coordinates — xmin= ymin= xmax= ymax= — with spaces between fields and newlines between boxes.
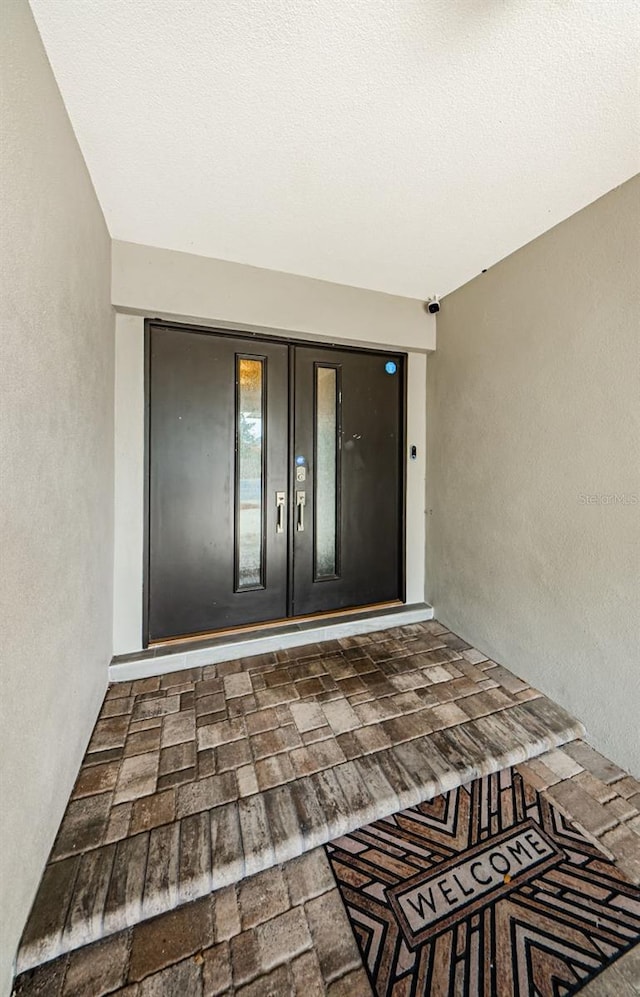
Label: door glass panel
xmin=315 ymin=366 xmax=339 ymax=578
xmin=236 ymin=357 xmax=264 ymax=590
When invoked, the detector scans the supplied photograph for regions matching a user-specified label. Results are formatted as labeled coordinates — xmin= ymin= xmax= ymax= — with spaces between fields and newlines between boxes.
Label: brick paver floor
xmin=13 ymin=739 xmax=640 ymax=995
xmin=13 ymin=619 xmax=609 ymax=989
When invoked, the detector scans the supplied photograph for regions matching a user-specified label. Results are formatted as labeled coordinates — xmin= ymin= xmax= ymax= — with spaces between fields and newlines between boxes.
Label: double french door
xmin=147 ymin=323 xmax=404 ymax=643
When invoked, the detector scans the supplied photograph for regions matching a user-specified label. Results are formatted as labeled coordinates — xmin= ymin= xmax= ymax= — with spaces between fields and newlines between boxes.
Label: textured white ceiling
xmin=30 ymin=0 xmax=639 ymax=298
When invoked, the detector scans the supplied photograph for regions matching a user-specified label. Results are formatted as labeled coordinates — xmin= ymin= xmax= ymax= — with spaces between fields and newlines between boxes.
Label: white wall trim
xmin=113 ymin=313 xmax=145 ymax=654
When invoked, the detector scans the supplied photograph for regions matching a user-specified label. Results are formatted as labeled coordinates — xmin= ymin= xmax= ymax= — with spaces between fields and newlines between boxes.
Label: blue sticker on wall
xmin=385 ymin=361 xmax=397 ymax=375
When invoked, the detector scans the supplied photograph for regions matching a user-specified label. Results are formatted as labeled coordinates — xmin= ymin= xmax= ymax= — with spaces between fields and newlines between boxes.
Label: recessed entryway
xmin=147 ymin=323 xmax=406 ymax=644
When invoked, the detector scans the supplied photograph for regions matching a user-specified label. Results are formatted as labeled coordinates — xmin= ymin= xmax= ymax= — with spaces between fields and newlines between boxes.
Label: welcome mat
xmin=325 ymin=768 xmax=640 ymax=996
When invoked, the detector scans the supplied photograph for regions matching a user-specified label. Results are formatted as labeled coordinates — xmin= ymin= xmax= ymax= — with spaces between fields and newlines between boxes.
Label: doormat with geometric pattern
xmin=326 ymin=768 xmax=640 ymax=996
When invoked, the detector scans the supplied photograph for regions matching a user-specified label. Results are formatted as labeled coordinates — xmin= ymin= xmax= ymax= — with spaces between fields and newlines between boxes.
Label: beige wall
xmin=112 ymin=240 xmax=436 ymax=352
xmin=427 ymin=177 xmax=640 ymax=776
xmin=0 ymin=2 xmax=113 ymax=992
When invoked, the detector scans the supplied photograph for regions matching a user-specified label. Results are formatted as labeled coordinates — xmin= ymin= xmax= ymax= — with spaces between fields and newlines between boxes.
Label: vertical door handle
xmin=275 ymin=491 xmax=286 ymax=534
xmin=296 ymin=490 xmax=306 ymax=532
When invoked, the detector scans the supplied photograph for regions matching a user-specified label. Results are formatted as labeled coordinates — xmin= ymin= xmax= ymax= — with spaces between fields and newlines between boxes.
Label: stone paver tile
xmin=223 ymin=673 xmax=253 ymax=699
xmin=176 ymin=772 xmax=237 ymax=818
xmin=245 ymin=709 xmax=279 ymax=736
xmin=431 ymin=702 xmax=470 ymax=727
xmin=305 ymin=889 xmax=363 ymax=983
xmin=124 ymin=728 xmax=162 ymax=758
xmin=239 ymin=794 xmax=275 ymax=876
xmin=138 ymin=957 xmax=203 ymax=996
xmin=210 ymin=802 xmax=245 ymax=885
xmin=290 ymin=700 xmax=326 ymax=733
xmin=88 ymin=716 xmax=129 ymax=753
xmin=198 ymin=718 xmax=245 ymax=750
xmin=250 ymin=728 xmax=294 ymax=761
xmin=237 ymin=965 xmax=291 ymax=997
xmin=238 ymin=867 xmax=289 ymax=929
xmin=216 ymin=739 xmax=251 ymax=772
xmin=132 ymin=696 xmax=181 ymax=722
xmin=161 ymin=710 xmax=196 ymax=748
xmin=262 ymin=784 xmax=305 ymax=864
xmin=72 ymin=762 xmax=119 ymax=799
xmin=63 ymin=844 xmax=116 ymax=950
xmin=605 ymin=796 xmax=638 ymax=823
xmin=309 ymin=768 xmax=352 ymax=834
xmin=327 ymin=968 xmax=373 ymax=996
xmin=321 ymin=699 xmax=360 ymax=734
xmin=102 ymin=833 xmax=149 ymax=936
xmin=62 ymin=930 xmax=130 ymax=996
xmin=303 ymin=725 xmax=334 ymax=745
xmin=142 ymin=822 xmax=181 ymax=919
xmin=546 ymin=781 xmax=619 ymax=838
xmin=332 ymin=761 xmax=379 ymax=826
xmin=159 ymin=741 xmax=195 ymax=777
xmin=202 ymin=941 xmax=232 ymax=996
xmin=51 ymin=793 xmax=112 ymax=859
xmin=600 ymin=825 xmax=640 ymax=884
xmin=12 ymin=956 xmax=68 ymax=996
xmin=130 ymin=677 xmax=161 ymax=695
xmin=237 ymin=763 xmax=259 ymax=798
xmin=290 ymin=737 xmax=346 ymax=777
xmin=195 ymin=692 xmax=225 ymax=718
xmin=129 ymin=896 xmax=213 ymax=981
xmin=179 ymin=812 xmax=212 ymax=902
xmin=157 ymin=766 xmax=197 ymax=792
xmin=103 ymin=802 xmax=133 ymax=845
xmin=571 ymin=770 xmax=618 ymax=804
xmin=254 ymin=906 xmax=312 ymax=972
xmin=615 ymin=776 xmax=640 ymax=799
xmin=289 ymin=950 xmax=326 ymax=996
xmin=255 ymin=753 xmax=295 ymax=791
xmin=537 ymin=748 xmax=583 ymax=780
xmin=229 ymin=929 xmax=260 ymax=986
xmin=129 ymin=718 xmax=162 ymax=735
xmin=114 ymin=753 xmax=159 ymax=805
xmin=161 ymin=667 xmax=201 ymax=689
xmin=286 ymin=848 xmax=336 ymax=905
xmin=106 ymin=681 xmax=133 ymax=699
xmin=17 ymin=856 xmax=79 ymax=972
xmin=352 ymin=754 xmax=401 ymax=816
xmin=516 ymin=758 xmax=562 ymax=791
xmin=212 ymin=885 xmax=241 ymax=942
xmin=130 ymin=789 xmax=176 ymax=835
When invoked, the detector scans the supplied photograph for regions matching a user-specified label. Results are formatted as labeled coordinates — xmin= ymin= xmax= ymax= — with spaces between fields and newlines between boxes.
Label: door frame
xmin=142 ymin=318 xmax=407 ymax=648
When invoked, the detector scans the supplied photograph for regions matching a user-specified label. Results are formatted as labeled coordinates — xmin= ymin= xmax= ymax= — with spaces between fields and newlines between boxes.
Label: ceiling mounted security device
xmin=426 ymin=296 xmax=440 ymax=315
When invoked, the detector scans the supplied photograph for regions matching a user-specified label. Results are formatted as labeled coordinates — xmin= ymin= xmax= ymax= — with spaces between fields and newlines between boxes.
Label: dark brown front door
xmin=147 ymin=324 xmax=404 ymax=643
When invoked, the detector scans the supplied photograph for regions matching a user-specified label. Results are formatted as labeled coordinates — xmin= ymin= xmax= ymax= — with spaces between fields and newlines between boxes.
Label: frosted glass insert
xmin=237 ymin=358 xmax=264 ymax=589
xmin=315 ymin=366 xmax=338 ymax=577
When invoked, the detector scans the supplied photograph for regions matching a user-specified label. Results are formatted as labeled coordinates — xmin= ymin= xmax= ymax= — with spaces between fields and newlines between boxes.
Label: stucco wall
xmin=111 ymin=240 xmax=436 ymax=353
xmin=0 ymin=1 xmax=113 ymax=992
xmin=427 ymin=177 xmax=640 ymax=776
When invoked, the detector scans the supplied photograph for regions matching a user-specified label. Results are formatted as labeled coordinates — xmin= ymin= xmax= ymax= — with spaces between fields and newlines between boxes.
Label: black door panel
xmin=292 ymin=347 xmax=403 ymax=616
xmin=148 ymin=327 xmax=288 ymax=640
xmin=147 ymin=326 xmax=403 ymax=642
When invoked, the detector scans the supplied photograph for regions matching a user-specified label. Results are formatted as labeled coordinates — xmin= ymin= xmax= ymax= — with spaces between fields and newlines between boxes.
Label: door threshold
xmin=148 ymin=600 xmax=404 ymax=649
xmin=109 ymin=602 xmax=434 ymax=683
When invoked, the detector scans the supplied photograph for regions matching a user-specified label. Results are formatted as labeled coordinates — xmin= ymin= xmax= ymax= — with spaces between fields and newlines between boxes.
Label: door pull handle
xmin=275 ymin=491 xmax=286 ymax=534
xmin=296 ymin=490 xmax=306 ymax=532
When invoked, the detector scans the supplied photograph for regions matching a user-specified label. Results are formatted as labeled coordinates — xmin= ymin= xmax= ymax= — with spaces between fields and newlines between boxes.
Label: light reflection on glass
xmin=237 ymin=358 xmax=263 ymax=589
xmin=315 ymin=366 xmax=337 ymax=577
